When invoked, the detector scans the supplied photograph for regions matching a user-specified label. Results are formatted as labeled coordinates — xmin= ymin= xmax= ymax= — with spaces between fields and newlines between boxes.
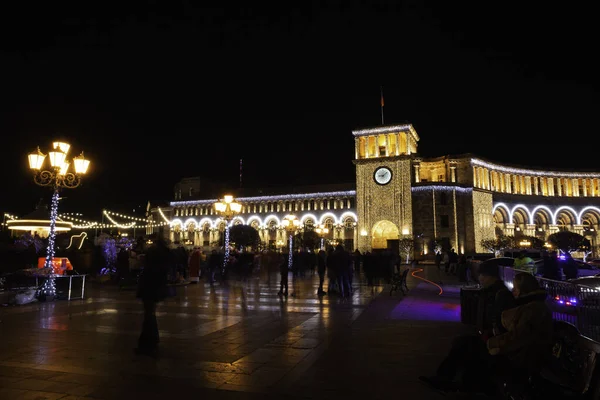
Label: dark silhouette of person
xmin=317 ymin=248 xmax=327 ymax=295
xmin=135 ymin=238 xmax=169 ymax=356
xmin=541 ymin=251 xmax=561 ymax=280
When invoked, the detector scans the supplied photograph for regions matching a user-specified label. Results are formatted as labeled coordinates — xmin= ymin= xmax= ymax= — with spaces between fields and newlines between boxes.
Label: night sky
xmin=1 ymin=2 xmax=598 ymax=219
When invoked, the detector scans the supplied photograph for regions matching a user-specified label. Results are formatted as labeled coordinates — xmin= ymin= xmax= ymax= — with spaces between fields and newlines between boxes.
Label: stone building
xmin=148 ymin=124 xmax=600 ymax=256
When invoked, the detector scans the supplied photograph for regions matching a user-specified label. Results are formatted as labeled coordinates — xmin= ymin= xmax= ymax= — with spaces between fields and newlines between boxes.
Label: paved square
xmin=0 ymin=268 xmax=469 ymax=399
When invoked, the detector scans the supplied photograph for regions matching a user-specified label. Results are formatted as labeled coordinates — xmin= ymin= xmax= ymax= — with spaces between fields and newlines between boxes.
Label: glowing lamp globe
xmin=28 ymin=147 xmax=46 ymax=170
xmin=73 ymin=152 xmax=90 ymax=174
xmin=52 ymin=141 xmax=70 ymax=155
xmin=48 ymin=151 xmax=66 ymax=168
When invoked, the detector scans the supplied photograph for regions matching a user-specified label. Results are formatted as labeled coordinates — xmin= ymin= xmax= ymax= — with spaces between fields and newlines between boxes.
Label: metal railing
xmin=500 ymin=266 xmax=600 ymax=343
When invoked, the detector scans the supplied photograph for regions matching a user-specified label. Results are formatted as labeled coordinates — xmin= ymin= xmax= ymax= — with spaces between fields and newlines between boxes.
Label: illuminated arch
xmin=339 ymin=211 xmax=358 ymax=223
xmin=319 ymin=212 xmax=338 ymax=225
xmin=531 ymin=206 xmax=554 ymax=225
xmin=371 ymin=220 xmax=400 ymax=249
xmin=554 ymin=206 xmax=578 ymax=226
xmin=579 ymin=206 xmax=600 ymax=226
xmin=246 ymin=215 xmax=263 ymax=227
xmin=231 ymin=216 xmax=245 ymax=225
xmin=170 ymin=218 xmax=183 ymax=228
xmin=300 ymin=213 xmax=318 ymax=225
xmin=510 ymin=204 xmax=533 ymax=225
xmin=492 ymin=203 xmax=511 ymax=223
xmin=184 ymin=218 xmax=197 ymax=228
xmin=198 ymin=217 xmax=213 ymax=228
xmin=263 ymin=214 xmax=281 ymax=227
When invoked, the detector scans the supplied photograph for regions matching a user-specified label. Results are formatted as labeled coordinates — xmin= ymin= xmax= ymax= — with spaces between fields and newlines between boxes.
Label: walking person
xmin=135 ymin=238 xmax=169 ymax=356
xmin=317 ymin=248 xmax=327 ymax=295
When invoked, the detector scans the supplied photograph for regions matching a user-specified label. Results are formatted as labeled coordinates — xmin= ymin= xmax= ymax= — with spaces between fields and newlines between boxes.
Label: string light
xmin=158 ymin=207 xmax=171 ymax=223
xmin=412 ymin=185 xmax=472 ymax=193
xmin=471 ymin=158 xmax=600 ymax=178
xmin=351 ymin=124 xmax=420 ymax=141
xmin=44 ymin=191 xmax=59 ymax=269
xmin=170 ymin=190 xmax=357 ymax=207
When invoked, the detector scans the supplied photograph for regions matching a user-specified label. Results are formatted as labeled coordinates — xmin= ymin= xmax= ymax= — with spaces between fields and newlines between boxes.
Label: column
xmin=505 ymin=174 xmax=512 ymax=193
xmin=525 ymin=224 xmax=536 ymax=237
xmin=169 ymin=229 xmax=175 ymax=244
xmin=504 ymin=223 xmax=515 ymax=237
xmin=374 ymin=136 xmax=380 ymax=157
xmin=450 ymin=165 xmax=456 ymax=183
xmin=533 ymin=177 xmax=539 ymax=195
xmin=583 ymin=178 xmax=588 ymax=197
xmin=573 ymin=225 xmax=585 ymax=236
xmin=414 ymin=164 xmax=421 ymax=183
xmin=557 ymin=178 xmax=563 ymax=196
xmin=573 ymin=178 xmax=579 ymax=197
xmin=406 ymin=134 xmax=411 ymax=155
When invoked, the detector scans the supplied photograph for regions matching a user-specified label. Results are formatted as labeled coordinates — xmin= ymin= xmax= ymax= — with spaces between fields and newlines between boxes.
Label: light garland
xmin=104 ymin=210 xmax=147 ymax=222
xmin=492 ymin=203 xmax=600 ymax=226
xmin=412 ymin=185 xmax=473 ymax=193
xmin=158 ymin=207 xmax=171 ymax=223
xmin=351 ymin=124 xmax=420 ymax=141
xmin=44 ymin=191 xmax=59 ymax=269
xmin=102 ymin=211 xmax=137 ymax=228
xmin=288 ymin=234 xmax=293 ymax=269
xmin=471 ymin=158 xmax=600 ymax=178
xmin=170 ymin=190 xmax=357 ymax=207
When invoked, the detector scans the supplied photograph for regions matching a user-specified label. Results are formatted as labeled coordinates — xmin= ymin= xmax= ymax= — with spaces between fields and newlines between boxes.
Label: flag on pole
xmin=380 ymin=86 xmax=384 ymax=107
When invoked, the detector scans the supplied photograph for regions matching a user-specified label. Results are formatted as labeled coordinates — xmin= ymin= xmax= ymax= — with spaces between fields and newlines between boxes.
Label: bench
xmin=500 ymin=320 xmax=600 ymax=399
xmin=389 ymin=268 xmax=409 ymax=296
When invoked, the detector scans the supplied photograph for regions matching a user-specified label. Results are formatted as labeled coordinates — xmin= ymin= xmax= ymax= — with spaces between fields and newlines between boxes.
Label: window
xmin=441 ymin=215 xmax=450 ymax=228
xmin=440 ymin=192 xmax=448 ymax=205
xmin=438 ymin=174 xmax=444 ymax=182
xmin=189 ymin=187 xmax=194 ymax=197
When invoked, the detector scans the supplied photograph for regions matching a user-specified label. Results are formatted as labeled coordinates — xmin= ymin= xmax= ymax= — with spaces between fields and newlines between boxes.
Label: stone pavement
xmin=0 ymin=266 xmax=471 ymax=399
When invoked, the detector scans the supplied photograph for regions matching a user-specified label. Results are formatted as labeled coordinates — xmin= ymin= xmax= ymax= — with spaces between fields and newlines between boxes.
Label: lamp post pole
xmin=282 ymin=215 xmax=300 ymax=269
xmin=214 ymin=195 xmax=242 ymax=269
xmin=315 ymin=224 xmax=329 ymax=250
xmin=27 ymin=142 xmax=90 ymax=299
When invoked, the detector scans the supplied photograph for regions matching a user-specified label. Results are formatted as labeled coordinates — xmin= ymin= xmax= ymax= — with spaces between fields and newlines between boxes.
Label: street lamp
xmin=28 ymin=142 xmax=90 ymax=299
xmin=214 ymin=195 xmax=242 ymax=268
xmin=315 ymin=224 xmax=329 ymax=250
xmin=282 ymin=215 xmax=300 ymax=269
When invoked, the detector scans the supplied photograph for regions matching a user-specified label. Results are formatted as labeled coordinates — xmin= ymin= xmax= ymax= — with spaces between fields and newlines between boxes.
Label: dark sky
xmin=1 ymin=1 xmax=598 ymax=218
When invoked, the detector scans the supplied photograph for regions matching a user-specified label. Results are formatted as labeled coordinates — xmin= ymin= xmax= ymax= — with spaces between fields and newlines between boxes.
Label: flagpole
xmin=380 ymin=85 xmax=385 ymax=125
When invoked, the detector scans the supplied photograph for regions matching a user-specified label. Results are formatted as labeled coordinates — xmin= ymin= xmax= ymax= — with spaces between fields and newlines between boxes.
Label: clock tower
xmin=353 ymin=124 xmax=420 ymax=252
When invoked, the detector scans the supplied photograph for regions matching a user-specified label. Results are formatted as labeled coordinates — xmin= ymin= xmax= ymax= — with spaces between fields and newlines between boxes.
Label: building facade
xmin=148 ymin=124 xmax=600 ymax=256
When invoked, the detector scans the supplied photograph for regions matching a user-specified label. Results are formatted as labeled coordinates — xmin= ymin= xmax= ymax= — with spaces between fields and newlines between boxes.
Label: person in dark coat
xmin=317 ymin=249 xmax=327 ymax=295
xmin=135 ymin=238 xmax=169 ymax=356
xmin=419 ymin=262 xmax=515 ymax=394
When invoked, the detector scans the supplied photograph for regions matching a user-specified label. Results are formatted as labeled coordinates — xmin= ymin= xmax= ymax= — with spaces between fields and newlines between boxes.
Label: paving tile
xmin=0 ymin=267 xmax=467 ymax=399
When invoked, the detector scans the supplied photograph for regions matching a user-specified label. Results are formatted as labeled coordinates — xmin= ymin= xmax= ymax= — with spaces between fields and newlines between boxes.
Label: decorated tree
xmin=516 ymin=235 xmax=545 ymax=250
xmin=229 ymin=224 xmax=260 ymax=250
xmin=399 ymin=237 xmax=415 ymax=264
xmin=480 ymin=235 xmax=514 ymax=256
xmin=547 ymin=231 xmax=591 ymax=255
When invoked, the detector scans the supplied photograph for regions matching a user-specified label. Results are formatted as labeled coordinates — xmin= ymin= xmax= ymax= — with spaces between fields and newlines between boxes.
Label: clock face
xmin=374 ymin=167 xmax=392 ymax=185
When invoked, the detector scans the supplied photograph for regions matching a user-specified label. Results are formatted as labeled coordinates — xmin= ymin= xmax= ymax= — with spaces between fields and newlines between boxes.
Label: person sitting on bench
xmin=486 ymin=272 xmax=554 ymax=382
xmin=419 ymin=262 xmax=515 ymax=394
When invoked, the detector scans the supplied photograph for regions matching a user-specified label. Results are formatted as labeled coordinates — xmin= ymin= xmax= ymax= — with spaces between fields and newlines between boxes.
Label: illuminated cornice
xmin=170 ymin=190 xmax=357 ymax=207
xmin=471 ymin=158 xmax=600 ymax=178
xmin=412 ymin=185 xmax=472 ymax=193
xmin=352 ymin=124 xmax=420 ymax=141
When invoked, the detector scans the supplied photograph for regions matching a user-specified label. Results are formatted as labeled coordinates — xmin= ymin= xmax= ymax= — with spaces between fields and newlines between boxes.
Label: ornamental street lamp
xmin=28 ymin=142 xmax=90 ymax=270
xmin=214 ymin=195 xmax=242 ymax=268
xmin=315 ymin=224 xmax=329 ymax=250
xmin=282 ymin=215 xmax=300 ymax=269
xmin=28 ymin=142 xmax=90 ymax=299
